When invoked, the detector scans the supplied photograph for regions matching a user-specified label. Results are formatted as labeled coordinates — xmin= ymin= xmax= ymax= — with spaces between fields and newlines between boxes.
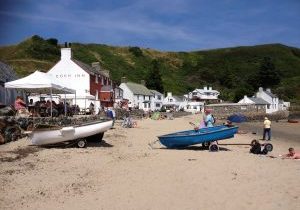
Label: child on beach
xmin=280 ymin=148 xmax=300 ymax=159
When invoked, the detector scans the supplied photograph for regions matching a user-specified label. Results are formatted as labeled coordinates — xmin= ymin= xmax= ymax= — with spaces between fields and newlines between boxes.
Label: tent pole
xmin=50 ymin=88 xmax=53 ymax=118
xmin=75 ymin=92 xmax=77 ymax=114
xmin=64 ymin=92 xmax=67 ymax=117
xmin=4 ymin=88 xmax=7 ymax=105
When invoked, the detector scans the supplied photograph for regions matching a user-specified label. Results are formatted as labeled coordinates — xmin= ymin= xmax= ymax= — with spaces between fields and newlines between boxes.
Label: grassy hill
xmin=1 ymin=35 xmax=300 ymax=103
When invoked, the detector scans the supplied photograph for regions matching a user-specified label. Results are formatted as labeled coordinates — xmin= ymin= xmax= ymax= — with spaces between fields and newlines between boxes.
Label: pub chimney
xmin=121 ymin=77 xmax=127 ymax=83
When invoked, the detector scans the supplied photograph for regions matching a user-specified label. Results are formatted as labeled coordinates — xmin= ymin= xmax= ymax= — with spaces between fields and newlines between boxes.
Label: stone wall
xmin=205 ymin=104 xmax=288 ymax=121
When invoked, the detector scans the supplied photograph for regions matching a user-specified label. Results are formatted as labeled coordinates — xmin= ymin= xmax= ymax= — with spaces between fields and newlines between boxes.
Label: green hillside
xmin=1 ymin=35 xmax=300 ymax=103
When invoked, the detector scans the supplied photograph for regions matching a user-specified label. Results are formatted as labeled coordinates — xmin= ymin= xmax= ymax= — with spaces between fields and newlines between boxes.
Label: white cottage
xmin=119 ymin=80 xmax=153 ymax=111
xmin=238 ymin=87 xmax=285 ymax=113
xmin=188 ymin=86 xmax=220 ymax=103
xmin=150 ymin=89 xmax=164 ymax=111
xmin=163 ymin=92 xmax=187 ymax=111
xmin=184 ymin=101 xmax=205 ymax=113
xmin=238 ymin=95 xmax=269 ymax=112
xmin=255 ymin=87 xmax=279 ymax=113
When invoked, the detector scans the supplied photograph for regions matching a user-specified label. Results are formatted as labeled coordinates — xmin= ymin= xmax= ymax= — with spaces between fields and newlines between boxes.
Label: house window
xmin=156 ymin=103 xmax=160 ymax=108
xmin=241 ymin=106 xmax=246 ymax=110
xmin=169 ymin=99 xmax=173 ymax=102
xmin=157 ymin=95 xmax=161 ymax=100
xmin=144 ymin=103 xmax=147 ymax=108
xmin=144 ymin=95 xmax=146 ymax=100
xmin=95 ymin=76 xmax=98 ymax=83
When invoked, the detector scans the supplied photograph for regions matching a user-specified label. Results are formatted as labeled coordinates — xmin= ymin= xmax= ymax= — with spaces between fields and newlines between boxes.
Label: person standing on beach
xmin=204 ymin=109 xmax=215 ymax=127
xmin=263 ymin=117 xmax=271 ymax=141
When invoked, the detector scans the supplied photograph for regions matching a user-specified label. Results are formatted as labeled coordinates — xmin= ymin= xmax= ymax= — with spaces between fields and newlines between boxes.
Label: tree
xmin=129 ymin=47 xmax=143 ymax=57
xmin=258 ymin=57 xmax=281 ymax=88
xmin=146 ymin=59 xmax=164 ymax=93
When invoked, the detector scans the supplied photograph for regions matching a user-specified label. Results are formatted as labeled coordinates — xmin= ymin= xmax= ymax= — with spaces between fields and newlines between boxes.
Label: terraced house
xmin=119 ymin=78 xmax=153 ymax=111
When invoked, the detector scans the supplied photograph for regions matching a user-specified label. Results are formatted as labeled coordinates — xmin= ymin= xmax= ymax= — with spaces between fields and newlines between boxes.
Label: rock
xmin=0 ymin=106 xmax=15 ymax=116
xmin=0 ymin=134 xmax=4 ymax=144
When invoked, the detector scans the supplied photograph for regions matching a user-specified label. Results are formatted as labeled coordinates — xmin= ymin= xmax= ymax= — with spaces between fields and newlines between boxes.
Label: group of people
xmin=14 ymin=96 xmax=79 ymax=117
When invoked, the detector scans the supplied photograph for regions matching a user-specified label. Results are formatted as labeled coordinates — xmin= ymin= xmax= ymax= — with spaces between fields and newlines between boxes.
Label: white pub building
xmin=47 ymin=48 xmax=112 ymax=112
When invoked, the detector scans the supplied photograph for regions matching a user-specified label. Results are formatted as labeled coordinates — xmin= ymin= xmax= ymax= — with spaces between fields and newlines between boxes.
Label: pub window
xmin=95 ymin=76 xmax=98 ymax=83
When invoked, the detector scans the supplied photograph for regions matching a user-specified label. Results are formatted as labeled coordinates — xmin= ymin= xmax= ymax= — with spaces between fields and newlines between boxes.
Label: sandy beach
xmin=0 ymin=114 xmax=299 ymax=210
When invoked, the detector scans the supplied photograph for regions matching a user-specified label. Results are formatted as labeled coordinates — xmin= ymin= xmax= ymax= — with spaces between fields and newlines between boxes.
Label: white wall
xmin=48 ymin=59 xmax=90 ymax=96
xmin=151 ymin=93 xmax=164 ymax=111
xmin=256 ymin=89 xmax=279 ymax=113
xmin=119 ymin=83 xmax=134 ymax=105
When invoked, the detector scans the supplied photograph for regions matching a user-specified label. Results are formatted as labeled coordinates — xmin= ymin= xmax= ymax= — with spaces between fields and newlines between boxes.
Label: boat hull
xmin=158 ymin=125 xmax=238 ymax=148
xmin=30 ymin=120 xmax=113 ymax=145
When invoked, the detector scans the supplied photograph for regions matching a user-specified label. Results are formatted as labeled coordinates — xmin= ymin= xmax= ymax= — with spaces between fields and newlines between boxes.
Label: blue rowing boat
xmin=158 ymin=125 xmax=238 ymax=148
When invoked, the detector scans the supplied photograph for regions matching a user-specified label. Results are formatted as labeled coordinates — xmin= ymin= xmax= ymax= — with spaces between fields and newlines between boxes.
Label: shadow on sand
xmin=158 ymin=145 xmax=231 ymax=152
xmin=39 ymin=139 xmax=113 ymax=149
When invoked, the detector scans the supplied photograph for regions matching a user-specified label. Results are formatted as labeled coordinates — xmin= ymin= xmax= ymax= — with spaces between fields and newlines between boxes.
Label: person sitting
xmin=14 ymin=96 xmax=26 ymax=110
xmin=280 ymin=148 xmax=300 ymax=159
xmin=89 ymin=102 xmax=95 ymax=115
xmin=224 ymin=120 xmax=234 ymax=127
xmin=14 ymin=96 xmax=30 ymax=117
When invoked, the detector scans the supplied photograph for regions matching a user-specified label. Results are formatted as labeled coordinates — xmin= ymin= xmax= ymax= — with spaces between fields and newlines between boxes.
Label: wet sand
xmin=238 ymin=119 xmax=300 ymax=144
xmin=0 ymin=114 xmax=299 ymax=210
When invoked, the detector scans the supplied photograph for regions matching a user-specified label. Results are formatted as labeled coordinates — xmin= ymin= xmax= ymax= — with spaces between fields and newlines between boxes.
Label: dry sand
xmin=0 ymin=114 xmax=299 ymax=210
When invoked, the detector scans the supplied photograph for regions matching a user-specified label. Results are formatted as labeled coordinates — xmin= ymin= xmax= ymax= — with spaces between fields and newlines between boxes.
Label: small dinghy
xmin=28 ymin=119 xmax=113 ymax=148
xmin=158 ymin=125 xmax=238 ymax=149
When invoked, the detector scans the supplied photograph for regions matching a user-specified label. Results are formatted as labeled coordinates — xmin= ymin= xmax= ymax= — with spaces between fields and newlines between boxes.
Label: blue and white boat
xmin=158 ymin=125 xmax=238 ymax=149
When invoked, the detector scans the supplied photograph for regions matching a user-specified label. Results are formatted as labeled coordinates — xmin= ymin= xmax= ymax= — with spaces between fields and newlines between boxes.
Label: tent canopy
xmin=5 ymin=70 xmax=75 ymax=94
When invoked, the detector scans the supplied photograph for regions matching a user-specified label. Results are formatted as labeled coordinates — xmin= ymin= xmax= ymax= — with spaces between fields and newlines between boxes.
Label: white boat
xmin=28 ymin=119 xmax=113 ymax=147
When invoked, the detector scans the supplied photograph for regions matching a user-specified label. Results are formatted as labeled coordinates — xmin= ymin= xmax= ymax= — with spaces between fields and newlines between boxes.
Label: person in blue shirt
xmin=204 ymin=109 xmax=215 ymax=127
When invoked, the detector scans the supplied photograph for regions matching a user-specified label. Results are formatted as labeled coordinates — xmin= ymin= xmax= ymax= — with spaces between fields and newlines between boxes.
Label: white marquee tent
xmin=5 ymin=70 xmax=75 ymax=94
xmin=5 ymin=71 xmax=76 ymax=116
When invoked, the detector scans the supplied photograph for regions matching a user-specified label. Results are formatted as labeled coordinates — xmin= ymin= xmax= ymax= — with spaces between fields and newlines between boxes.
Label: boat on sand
xmin=28 ymin=119 xmax=113 ymax=148
xmin=158 ymin=125 xmax=238 ymax=150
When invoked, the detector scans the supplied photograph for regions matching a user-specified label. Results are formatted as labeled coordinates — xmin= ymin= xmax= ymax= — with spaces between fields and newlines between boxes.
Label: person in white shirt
xmin=263 ymin=117 xmax=271 ymax=141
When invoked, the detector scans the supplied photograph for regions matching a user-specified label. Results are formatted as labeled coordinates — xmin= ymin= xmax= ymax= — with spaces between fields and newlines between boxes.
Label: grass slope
xmin=0 ymin=36 xmax=300 ymax=103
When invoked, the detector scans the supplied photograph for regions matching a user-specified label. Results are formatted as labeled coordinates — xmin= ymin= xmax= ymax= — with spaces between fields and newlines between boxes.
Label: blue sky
xmin=0 ymin=0 xmax=299 ymax=51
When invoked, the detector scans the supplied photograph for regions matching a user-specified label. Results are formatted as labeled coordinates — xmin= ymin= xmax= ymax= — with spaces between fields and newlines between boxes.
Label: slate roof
xmin=150 ymin=89 xmax=163 ymax=95
xmin=264 ymin=90 xmax=277 ymax=98
xmin=125 ymin=82 xmax=153 ymax=96
xmin=249 ymin=97 xmax=270 ymax=105
xmin=173 ymin=95 xmax=185 ymax=102
xmin=0 ymin=61 xmax=17 ymax=84
xmin=72 ymin=59 xmax=109 ymax=77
